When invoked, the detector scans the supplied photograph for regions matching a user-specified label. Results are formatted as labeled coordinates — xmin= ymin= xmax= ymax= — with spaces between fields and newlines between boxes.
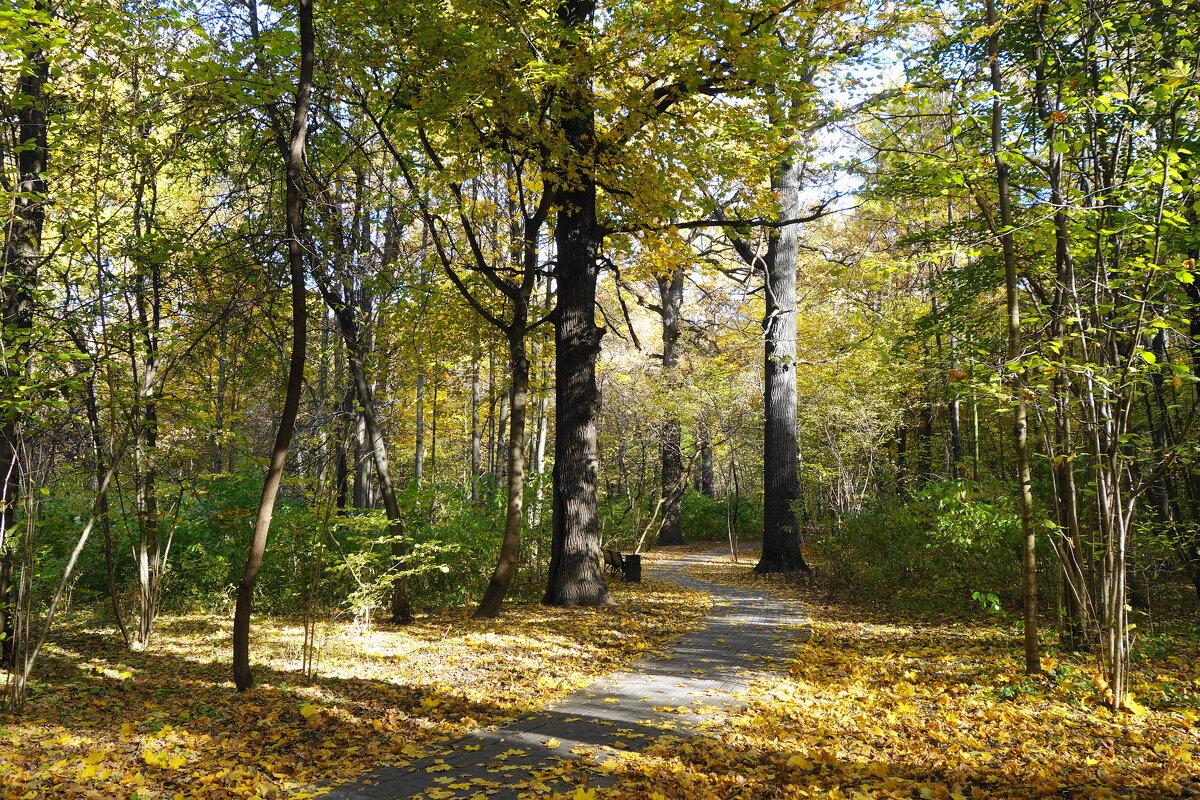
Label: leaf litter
xmin=553 ymin=558 xmax=1200 ymax=799
xmin=0 ymin=578 xmax=707 ymax=800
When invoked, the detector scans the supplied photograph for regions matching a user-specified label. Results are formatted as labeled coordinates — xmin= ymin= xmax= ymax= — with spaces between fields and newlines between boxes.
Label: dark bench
xmin=602 ymin=548 xmax=641 ymax=582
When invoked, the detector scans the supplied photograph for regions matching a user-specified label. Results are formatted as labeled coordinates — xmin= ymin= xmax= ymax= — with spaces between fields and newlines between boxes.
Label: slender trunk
xmin=232 ymin=0 xmax=313 ymax=690
xmin=726 ymin=444 xmax=740 ymax=563
xmin=530 ymin=362 xmax=550 ymax=527
xmin=497 ymin=389 xmax=509 ymax=483
xmin=948 ymin=362 xmax=963 ymax=479
xmin=414 ymin=372 xmax=425 ymax=485
xmin=316 ymin=300 xmax=413 ymax=624
xmin=132 ymin=260 xmax=162 ymax=650
xmin=354 ymin=408 xmax=372 ymax=507
xmin=335 ymin=384 xmax=353 ymax=513
xmin=353 ymin=294 xmax=375 ymax=507
xmin=75 ymin=346 xmax=130 ymax=647
xmin=471 ymin=367 xmax=482 ymax=502
xmin=475 ymin=327 xmax=530 ymax=617
xmin=215 ymin=326 xmax=229 ymax=473
xmin=352 ymin=358 xmax=411 ymax=624
xmin=987 ymin=0 xmax=1039 ymax=674
xmin=697 ymin=431 xmax=714 ymax=497
xmin=431 ymin=372 xmax=438 ymax=479
xmin=656 ymin=270 xmax=686 ymax=546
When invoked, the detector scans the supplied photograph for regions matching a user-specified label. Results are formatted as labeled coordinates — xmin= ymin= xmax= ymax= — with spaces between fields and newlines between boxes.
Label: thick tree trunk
xmin=232 ymin=0 xmax=313 ymax=691
xmin=756 ymin=159 xmax=810 ymax=575
xmin=544 ymin=0 xmax=609 ymax=606
xmin=0 ymin=4 xmax=48 ymax=664
xmin=656 ymin=270 xmax=686 ymax=546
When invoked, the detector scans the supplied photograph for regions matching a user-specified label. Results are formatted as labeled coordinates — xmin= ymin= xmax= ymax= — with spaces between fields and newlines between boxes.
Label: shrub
xmin=815 ymin=480 xmax=1040 ymax=614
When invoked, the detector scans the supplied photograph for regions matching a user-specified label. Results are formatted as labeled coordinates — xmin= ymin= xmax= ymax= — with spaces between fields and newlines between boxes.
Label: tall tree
xmin=982 ymin=0 xmax=1039 ymax=674
xmin=232 ymin=0 xmax=314 ymax=691
xmin=655 ymin=269 xmax=687 ymax=546
xmin=0 ymin=0 xmax=50 ymax=661
xmin=755 ymin=158 xmax=813 ymax=574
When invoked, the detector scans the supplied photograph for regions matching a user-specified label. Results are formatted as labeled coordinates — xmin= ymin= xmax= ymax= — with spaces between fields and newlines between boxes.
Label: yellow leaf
xmin=119 ymin=722 xmax=137 ymax=736
xmin=542 ymin=738 xmax=561 ymax=748
xmin=300 ymin=703 xmax=321 ymax=718
xmin=1123 ymin=697 xmax=1149 ymax=717
xmin=786 ymin=754 xmax=812 ymax=770
xmin=572 ymin=787 xmax=597 ymax=800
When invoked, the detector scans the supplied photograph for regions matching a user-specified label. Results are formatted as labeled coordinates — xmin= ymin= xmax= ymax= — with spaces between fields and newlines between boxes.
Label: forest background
xmin=1 ymin=0 xmax=1199 ymax=760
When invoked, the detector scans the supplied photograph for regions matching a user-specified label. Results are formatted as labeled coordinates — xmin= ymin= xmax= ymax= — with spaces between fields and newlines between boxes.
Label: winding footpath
xmin=321 ymin=548 xmax=810 ymax=800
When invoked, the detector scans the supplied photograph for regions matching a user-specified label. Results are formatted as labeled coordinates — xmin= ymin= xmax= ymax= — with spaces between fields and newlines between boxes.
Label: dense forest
xmin=2 ymin=0 xmax=1200 ymax=794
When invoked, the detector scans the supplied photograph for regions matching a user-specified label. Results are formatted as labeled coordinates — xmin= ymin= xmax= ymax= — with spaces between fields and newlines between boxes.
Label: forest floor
xmin=0 ymin=563 xmax=710 ymax=800
xmin=594 ymin=557 xmax=1200 ymax=800
xmin=2 ymin=544 xmax=1199 ymax=799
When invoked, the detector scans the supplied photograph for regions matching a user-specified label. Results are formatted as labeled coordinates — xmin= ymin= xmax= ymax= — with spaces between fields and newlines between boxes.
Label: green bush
xmin=680 ymin=489 xmax=760 ymax=542
xmin=815 ymin=480 xmax=1040 ymax=614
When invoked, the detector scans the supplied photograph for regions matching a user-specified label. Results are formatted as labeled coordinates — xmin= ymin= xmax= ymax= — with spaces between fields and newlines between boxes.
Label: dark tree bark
xmin=232 ymin=0 xmax=313 ymax=691
xmin=0 ymin=3 xmax=48 ymax=663
xmin=755 ymin=158 xmax=811 ymax=575
xmin=656 ymin=270 xmax=686 ymax=546
xmin=543 ymin=0 xmax=610 ymax=607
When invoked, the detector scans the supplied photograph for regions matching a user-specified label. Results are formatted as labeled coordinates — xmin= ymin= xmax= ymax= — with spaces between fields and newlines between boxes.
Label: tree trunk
xmin=470 ymin=366 xmax=482 ymax=502
xmin=232 ymin=0 xmax=313 ymax=690
xmin=315 ymin=289 xmax=414 ymax=624
xmin=656 ymin=270 xmax=686 ymax=546
xmin=756 ymin=158 xmax=811 ymax=575
xmin=414 ymin=372 xmax=425 ymax=485
xmin=544 ymin=0 xmax=609 ymax=606
xmin=0 ymin=2 xmax=48 ymax=664
xmin=475 ymin=326 xmax=530 ymax=617
xmin=986 ymin=0 xmax=1039 ymax=675
xmin=695 ymin=431 xmax=714 ymax=496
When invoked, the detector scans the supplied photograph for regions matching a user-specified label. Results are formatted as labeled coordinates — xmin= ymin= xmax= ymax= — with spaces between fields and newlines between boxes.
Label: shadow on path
xmin=319 ymin=548 xmax=809 ymax=800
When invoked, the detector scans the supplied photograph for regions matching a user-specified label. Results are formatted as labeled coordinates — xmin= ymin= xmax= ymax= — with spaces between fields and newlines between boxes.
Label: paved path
xmin=321 ymin=549 xmax=809 ymax=800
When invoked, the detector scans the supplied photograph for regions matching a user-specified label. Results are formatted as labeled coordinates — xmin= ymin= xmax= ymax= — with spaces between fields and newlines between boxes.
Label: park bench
xmin=602 ymin=548 xmax=641 ymax=582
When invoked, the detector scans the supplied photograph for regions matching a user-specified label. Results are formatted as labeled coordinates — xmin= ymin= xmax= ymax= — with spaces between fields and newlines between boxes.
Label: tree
xmin=655 ymin=269 xmax=687 ymax=546
xmin=0 ymin=0 xmax=50 ymax=662
xmin=232 ymin=0 xmax=314 ymax=691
